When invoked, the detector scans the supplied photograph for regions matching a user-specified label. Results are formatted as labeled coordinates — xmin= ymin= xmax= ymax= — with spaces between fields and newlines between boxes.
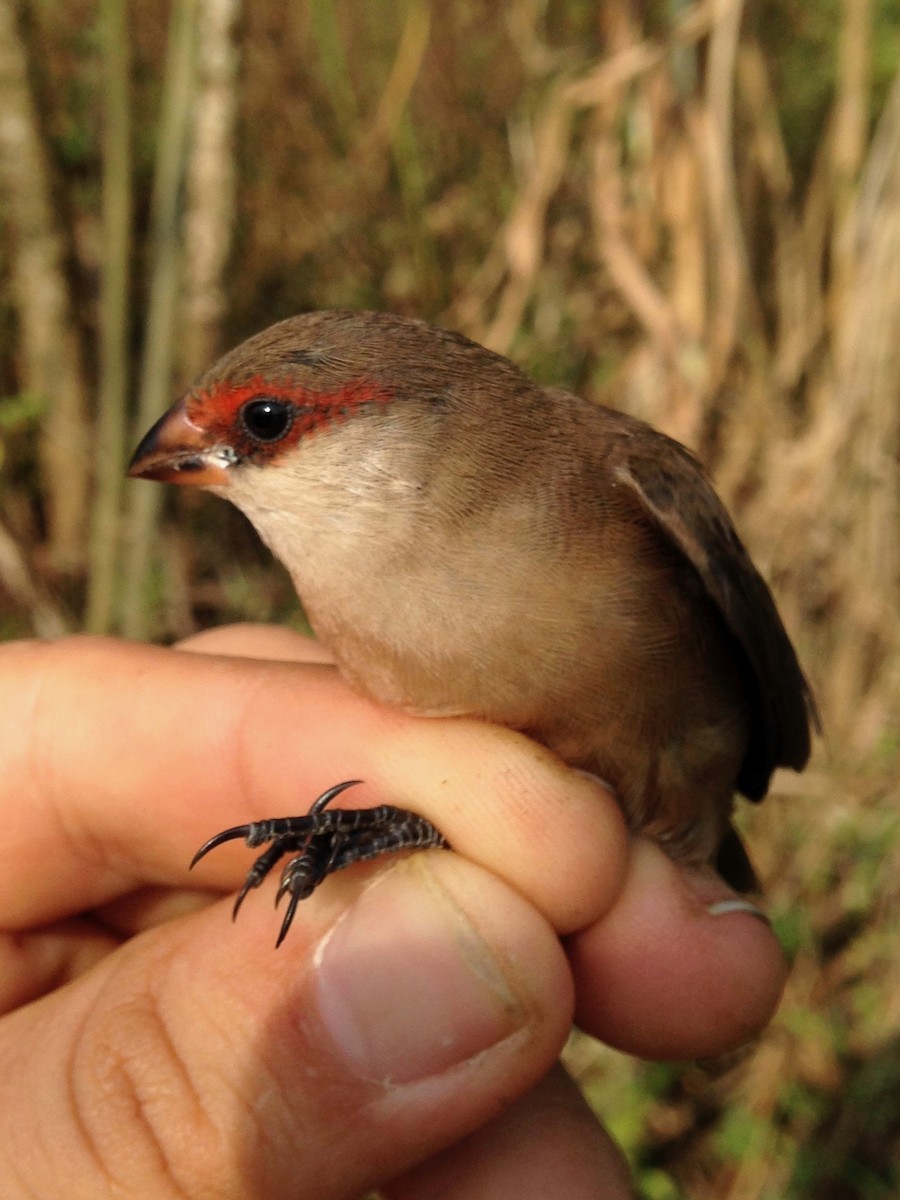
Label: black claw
xmin=232 ymin=883 xmax=252 ymax=922
xmin=275 ymin=862 xmax=300 ymax=908
xmin=308 ymin=779 xmax=363 ymax=814
xmin=276 ymin=891 xmax=302 ymax=948
xmin=190 ymin=823 xmax=254 ymax=868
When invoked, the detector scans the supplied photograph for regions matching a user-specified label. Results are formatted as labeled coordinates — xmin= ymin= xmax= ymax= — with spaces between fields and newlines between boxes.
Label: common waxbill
xmin=129 ymin=309 xmax=817 ymax=943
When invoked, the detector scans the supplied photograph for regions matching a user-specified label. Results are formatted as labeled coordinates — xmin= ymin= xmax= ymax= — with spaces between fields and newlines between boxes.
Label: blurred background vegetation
xmin=0 ymin=0 xmax=898 ymax=1195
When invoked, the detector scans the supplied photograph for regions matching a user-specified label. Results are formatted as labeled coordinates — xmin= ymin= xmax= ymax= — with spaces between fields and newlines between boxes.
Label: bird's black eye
xmin=241 ymin=397 xmax=293 ymax=442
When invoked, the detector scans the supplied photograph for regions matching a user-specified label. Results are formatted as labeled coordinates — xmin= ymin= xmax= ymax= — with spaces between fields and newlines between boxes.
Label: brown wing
xmin=609 ymin=426 xmax=818 ymax=801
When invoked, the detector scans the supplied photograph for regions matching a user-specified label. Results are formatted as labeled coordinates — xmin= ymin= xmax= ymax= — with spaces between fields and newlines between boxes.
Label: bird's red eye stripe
xmin=187 ymin=375 xmax=392 ymax=450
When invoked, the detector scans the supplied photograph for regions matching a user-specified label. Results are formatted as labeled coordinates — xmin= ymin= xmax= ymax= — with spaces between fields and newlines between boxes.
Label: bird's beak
xmin=127 ymin=398 xmax=233 ymax=487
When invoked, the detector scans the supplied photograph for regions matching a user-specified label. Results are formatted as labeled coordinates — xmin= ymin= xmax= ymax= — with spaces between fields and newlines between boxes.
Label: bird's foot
xmin=190 ymin=780 xmax=449 ymax=945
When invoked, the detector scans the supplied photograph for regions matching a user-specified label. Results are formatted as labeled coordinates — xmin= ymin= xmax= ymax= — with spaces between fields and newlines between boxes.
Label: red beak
xmin=128 ymin=398 xmax=232 ymax=487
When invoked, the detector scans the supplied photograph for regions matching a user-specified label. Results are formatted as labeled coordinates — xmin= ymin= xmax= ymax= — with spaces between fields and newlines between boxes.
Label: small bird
xmin=129 ymin=310 xmax=817 ymax=943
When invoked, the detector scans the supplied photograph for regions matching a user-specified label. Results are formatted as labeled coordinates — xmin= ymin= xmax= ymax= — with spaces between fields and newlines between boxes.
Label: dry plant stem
xmin=699 ymin=0 xmax=750 ymax=397
xmin=120 ymin=0 xmax=199 ymax=638
xmin=0 ymin=0 xmax=89 ymax=571
xmin=585 ymin=12 xmax=703 ymax=446
xmin=86 ymin=0 xmax=133 ymax=634
xmin=590 ymin=117 xmax=681 ymax=349
xmin=736 ymin=41 xmax=816 ymax=400
xmin=364 ymin=0 xmax=431 ymax=160
xmin=829 ymin=0 xmax=872 ymax=311
xmin=299 ymin=2 xmax=432 ymax=277
xmin=462 ymin=0 xmax=714 ymax=353
xmin=180 ymin=0 xmax=241 ymax=382
xmin=309 ymin=0 xmax=359 ymax=137
xmin=485 ymin=89 xmax=573 ymax=354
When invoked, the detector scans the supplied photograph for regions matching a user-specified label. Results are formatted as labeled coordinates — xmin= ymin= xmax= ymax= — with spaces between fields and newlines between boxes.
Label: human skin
xmin=0 ymin=624 xmax=787 ymax=1199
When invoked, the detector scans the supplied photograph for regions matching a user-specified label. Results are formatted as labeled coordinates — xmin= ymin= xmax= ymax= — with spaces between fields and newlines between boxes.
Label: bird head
xmin=127 ymin=311 xmax=409 ymax=492
xmin=127 ymin=309 xmax=528 ymax=594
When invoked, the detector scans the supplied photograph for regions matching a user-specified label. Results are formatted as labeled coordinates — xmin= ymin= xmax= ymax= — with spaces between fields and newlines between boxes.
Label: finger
xmin=92 ymin=885 xmax=219 ymax=938
xmin=0 ymin=852 xmax=574 ymax=1200
xmin=176 ymin=622 xmax=335 ymax=663
xmin=0 ymin=923 xmax=118 ymax=1014
xmin=567 ymin=839 xmax=789 ymax=1059
xmin=0 ymin=636 xmax=627 ymax=934
xmin=384 ymin=1063 xmax=634 ymax=1199
xmin=1 ymin=893 xmax=221 ymax=1014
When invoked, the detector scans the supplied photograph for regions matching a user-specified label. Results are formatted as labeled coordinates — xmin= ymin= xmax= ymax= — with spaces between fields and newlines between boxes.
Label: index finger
xmin=0 ymin=635 xmax=627 ymax=933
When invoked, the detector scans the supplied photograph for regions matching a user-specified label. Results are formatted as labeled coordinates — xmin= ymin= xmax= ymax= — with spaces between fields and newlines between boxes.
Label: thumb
xmin=0 ymin=853 xmax=573 ymax=1199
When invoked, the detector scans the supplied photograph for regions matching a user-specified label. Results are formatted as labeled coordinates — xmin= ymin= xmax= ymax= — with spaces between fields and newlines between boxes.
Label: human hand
xmin=0 ymin=626 xmax=786 ymax=1198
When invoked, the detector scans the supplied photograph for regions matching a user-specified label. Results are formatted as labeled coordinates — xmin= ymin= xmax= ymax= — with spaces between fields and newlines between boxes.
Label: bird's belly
xmin=311 ymin=585 xmax=750 ymax=864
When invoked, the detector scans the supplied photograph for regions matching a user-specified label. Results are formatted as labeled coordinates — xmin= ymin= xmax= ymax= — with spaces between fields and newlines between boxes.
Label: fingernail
xmin=313 ymin=858 xmax=527 ymax=1084
xmin=706 ymin=898 xmax=770 ymax=923
xmin=572 ymin=768 xmax=616 ymax=795
xmin=680 ymin=866 xmax=771 ymax=925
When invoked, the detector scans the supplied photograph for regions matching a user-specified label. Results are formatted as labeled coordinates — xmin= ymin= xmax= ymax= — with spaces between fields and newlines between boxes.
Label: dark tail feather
xmin=715 ymin=825 xmax=759 ymax=892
